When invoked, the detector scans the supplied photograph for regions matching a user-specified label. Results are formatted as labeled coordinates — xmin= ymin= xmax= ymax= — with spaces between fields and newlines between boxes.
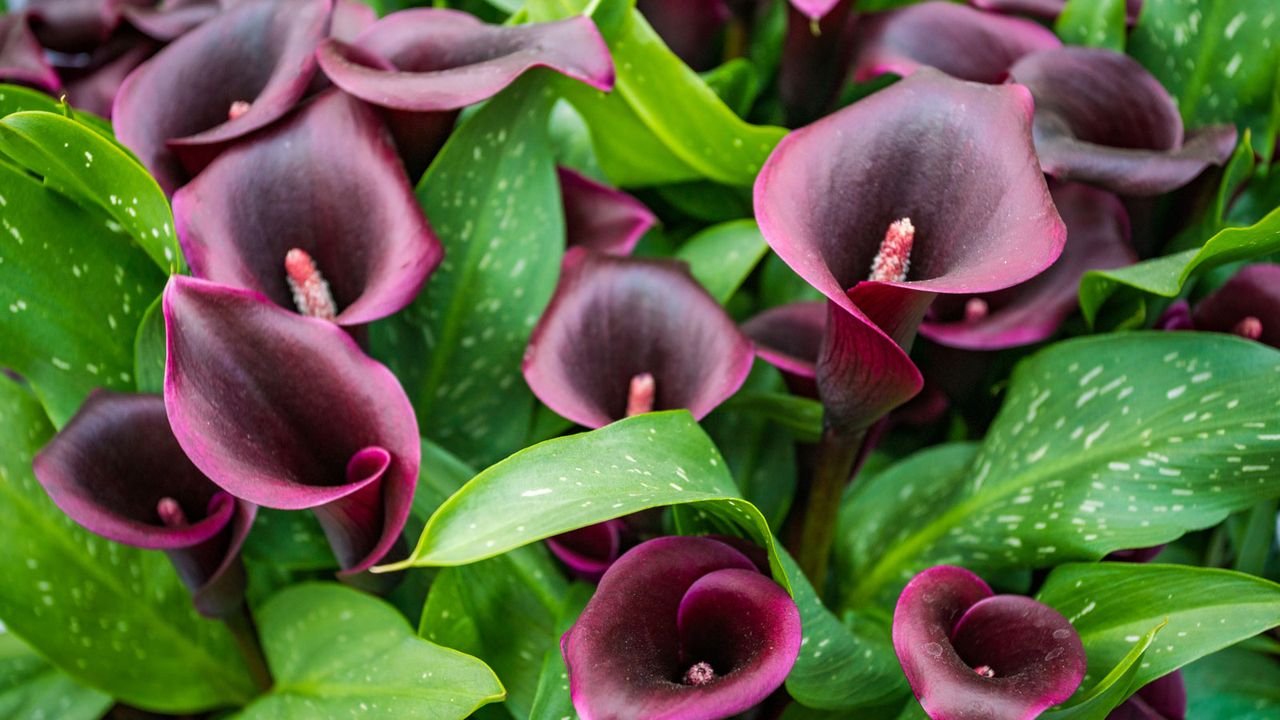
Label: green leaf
xmin=236 ymin=583 xmax=504 ymax=719
xmin=1080 ymin=203 xmax=1280 ymax=327
xmin=389 ymin=411 xmax=790 ymax=591
xmin=0 ymin=160 xmax=165 ymax=426
xmin=0 ymin=631 xmax=112 ymax=720
xmin=0 ymin=376 xmax=255 ymax=712
xmin=0 ymin=85 xmax=114 ymax=142
xmin=527 ymin=583 xmax=592 ymax=720
xmin=842 ymin=332 xmax=1280 ymax=608
xmin=675 ymin=219 xmax=769 ymax=303
xmin=722 ymin=390 xmax=823 ymax=443
xmin=532 ymin=2 xmax=787 ymax=187
xmin=1129 ymin=0 xmax=1280 ymax=162
xmin=1038 ymin=563 xmax=1280 ymax=695
xmin=1184 ymin=647 xmax=1280 ymax=719
xmin=0 ymin=111 xmax=180 ymax=272
xmin=371 ymin=74 xmax=564 ymax=467
xmin=1041 ymin=620 xmax=1164 ymax=720
xmin=702 ymin=58 xmax=762 ymax=118
xmin=133 ymin=294 xmax=165 ymax=394
xmin=421 ymin=545 xmax=568 ymax=718
xmin=1055 ymin=0 xmax=1127 ymax=51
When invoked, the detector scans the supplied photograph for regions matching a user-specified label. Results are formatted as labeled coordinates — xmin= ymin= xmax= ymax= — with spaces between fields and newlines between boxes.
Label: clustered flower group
xmin=6 ymin=0 xmax=1272 ymax=718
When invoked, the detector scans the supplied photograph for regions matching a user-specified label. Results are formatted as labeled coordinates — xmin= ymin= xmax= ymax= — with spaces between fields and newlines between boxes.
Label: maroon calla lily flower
xmin=120 ymin=0 xmax=224 ymax=42
xmin=523 ymin=248 xmax=755 ymax=429
xmin=546 ymin=518 xmax=628 ymax=583
xmin=560 ymin=167 xmax=657 ymax=256
xmin=32 ymin=391 xmax=254 ymax=618
xmin=113 ymin=0 xmax=332 ymax=193
xmin=850 ymin=1 xmax=1061 ymax=84
xmin=1009 ymin=47 xmax=1238 ymax=197
xmin=56 ymin=29 xmax=157 ymax=117
xmin=919 ymin=182 xmax=1135 ymax=350
xmin=636 ymin=0 xmax=731 ymax=71
xmin=742 ymin=301 xmax=825 ymax=398
xmin=173 ymin=89 xmax=441 ymax=327
xmin=780 ymin=0 xmax=855 ymax=125
xmin=162 ymin=276 xmax=419 ymax=574
xmin=1107 ymin=671 xmax=1185 ymax=720
xmin=24 ymin=0 xmax=129 ymax=53
xmin=754 ymin=69 xmax=1064 ymax=432
xmin=893 ymin=565 xmax=1086 ymax=720
xmin=1190 ymin=263 xmax=1280 ymax=348
xmin=971 ymin=0 xmax=1142 ymax=25
xmin=1 ymin=13 xmax=61 ymax=92
xmin=562 ymin=536 xmax=801 ymax=720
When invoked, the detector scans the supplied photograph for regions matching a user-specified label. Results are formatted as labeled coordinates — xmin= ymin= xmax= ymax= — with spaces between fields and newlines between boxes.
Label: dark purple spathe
xmin=1009 ymin=47 xmax=1237 ymax=196
xmin=893 ymin=566 xmax=1086 ymax=720
xmin=32 ymin=391 xmax=254 ymax=618
xmin=545 ymin=519 xmax=627 ymax=583
xmin=971 ymin=0 xmax=1142 ymax=25
xmin=0 ymin=13 xmax=61 ymax=91
xmin=560 ymin=167 xmax=657 ymax=257
xmin=113 ymin=0 xmax=332 ymax=193
xmin=562 ymin=536 xmax=801 ymax=720
xmin=162 ymin=276 xmax=419 ymax=573
xmin=523 ymin=248 xmax=755 ymax=429
xmin=173 ymin=89 xmax=441 ymax=326
xmin=1106 ymin=671 xmax=1185 ymax=720
xmin=1191 ymin=264 xmax=1280 ymax=348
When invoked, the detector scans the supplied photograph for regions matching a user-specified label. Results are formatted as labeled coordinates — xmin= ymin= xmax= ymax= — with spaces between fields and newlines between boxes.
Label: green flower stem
xmin=223 ymin=604 xmax=273 ymax=694
xmin=796 ymin=425 xmax=867 ymax=588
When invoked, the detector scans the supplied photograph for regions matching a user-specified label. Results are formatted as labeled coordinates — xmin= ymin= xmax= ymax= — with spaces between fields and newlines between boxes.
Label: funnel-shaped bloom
xmin=560 ymin=167 xmax=656 ymax=256
xmin=894 ymin=565 xmax=1086 ymax=720
xmin=33 ymin=391 xmax=254 ymax=618
xmin=563 ymin=536 xmax=801 ymax=720
xmin=173 ymin=90 xmax=441 ymax=326
xmin=546 ymin=519 xmax=628 ymax=582
xmin=523 ymin=248 xmax=754 ymax=429
xmin=636 ymin=0 xmax=731 ymax=71
xmin=1009 ymin=47 xmax=1238 ymax=197
xmin=971 ymin=0 xmax=1142 ymax=24
xmin=1190 ymin=264 xmax=1280 ymax=348
xmin=121 ymin=0 xmax=224 ymax=42
xmin=113 ymin=0 xmax=332 ymax=192
xmin=162 ymin=276 xmax=419 ymax=573
xmin=1 ymin=13 xmax=61 ymax=91
xmin=1108 ymin=671 xmax=1184 ymax=720
xmin=919 ymin=182 xmax=1134 ymax=349
xmin=850 ymin=1 xmax=1060 ymax=84
xmin=755 ymin=69 xmax=1064 ymax=432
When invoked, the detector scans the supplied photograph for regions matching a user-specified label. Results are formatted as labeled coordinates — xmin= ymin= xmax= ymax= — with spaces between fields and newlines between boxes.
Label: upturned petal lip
xmin=121 ymin=0 xmax=222 ymax=42
xmin=162 ymin=276 xmax=420 ymax=572
xmin=315 ymin=9 xmax=615 ymax=112
xmin=893 ymin=565 xmax=1086 ymax=720
xmin=173 ymin=89 xmax=442 ymax=326
xmin=559 ymin=167 xmax=657 ymax=256
xmin=1009 ymin=47 xmax=1238 ymax=196
xmin=1191 ymin=263 xmax=1280 ymax=348
xmin=562 ymin=536 xmax=802 ymax=720
xmin=113 ymin=0 xmax=332 ymax=192
xmin=742 ymin=301 xmax=825 ymax=387
xmin=1 ymin=13 xmax=63 ymax=92
xmin=919 ymin=182 xmax=1135 ymax=350
xmin=546 ymin=518 xmax=626 ymax=582
xmin=971 ymin=0 xmax=1142 ymax=25
xmin=522 ymin=248 xmax=755 ymax=429
xmin=851 ymin=1 xmax=1061 ymax=84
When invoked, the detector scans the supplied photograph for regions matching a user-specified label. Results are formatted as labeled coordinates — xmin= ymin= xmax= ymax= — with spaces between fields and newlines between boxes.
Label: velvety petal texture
xmin=1 ymin=13 xmax=61 ymax=91
xmin=742 ymin=301 xmax=825 ymax=397
xmin=32 ymin=391 xmax=254 ymax=617
xmin=315 ymin=8 xmax=614 ymax=112
xmin=523 ymin=248 xmax=755 ymax=429
xmin=563 ymin=536 xmax=801 ymax=720
xmin=25 ymin=0 xmax=125 ymax=53
xmin=851 ymin=1 xmax=1061 ymax=84
xmin=754 ymin=69 xmax=1064 ymax=431
xmin=1107 ymin=671 xmax=1185 ymax=720
xmin=920 ymin=182 xmax=1135 ymax=349
xmin=560 ymin=167 xmax=657 ymax=256
xmin=162 ymin=276 xmax=420 ymax=573
xmin=113 ymin=0 xmax=332 ymax=192
xmin=893 ymin=565 xmax=1086 ymax=720
xmin=1191 ymin=263 xmax=1280 ymax=348
xmin=121 ymin=0 xmax=223 ymax=41
xmin=57 ymin=30 xmax=157 ymax=117
xmin=173 ymin=89 xmax=441 ymax=326
xmin=546 ymin=519 xmax=627 ymax=582
xmin=1009 ymin=47 xmax=1238 ymax=196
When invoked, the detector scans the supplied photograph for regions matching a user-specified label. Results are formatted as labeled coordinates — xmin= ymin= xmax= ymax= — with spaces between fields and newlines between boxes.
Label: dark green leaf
xmin=675 ymin=219 xmax=769 ymax=303
xmin=236 ymin=583 xmax=504 ymax=719
xmin=1183 ymin=647 xmax=1280 ymax=719
xmin=528 ymin=583 xmax=592 ymax=720
xmin=702 ymin=58 xmax=762 ymax=118
xmin=132 ymin=295 xmax=165 ymax=395
xmin=0 ymin=631 xmax=112 ymax=720
xmin=1056 ymin=0 xmax=1127 ymax=51
xmin=0 ymin=375 xmax=255 ymax=712
xmin=722 ymin=390 xmax=823 ymax=443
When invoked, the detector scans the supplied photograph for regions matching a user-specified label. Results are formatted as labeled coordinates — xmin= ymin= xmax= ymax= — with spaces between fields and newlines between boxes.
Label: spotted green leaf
xmin=1183 ymin=647 xmax=1280 ymax=719
xmin=1079 ymin=203 xmax=1280 ymax=327
xmin=388 ymin=411 xmax=790 ymax=591
xmin=0 ymin=111 xmax=180 ymax=272
xmin=0 ymin=161 xmax=165 ymax=427
xmin=1038 ymin=563 xmax=1280 ymax=696
xmin=841 ymin=332 xmax=1280 ymax=609
xmin=235 ymin=583 xmax=504 ymax=719
xmin=676 ymin=219 xmax=770 ymax=303
xmin=1056 ymin=0 xmax=1127 ymax=51
xmin=0 ymin=375 xmax=256 ymax=712
xmin=1129 ymin=0 xmax=1280 ymax=162
xmin=370 ymin=74 xmax=564 ymax=467
xmin=0 ymin=631 xmax=112 ymax=720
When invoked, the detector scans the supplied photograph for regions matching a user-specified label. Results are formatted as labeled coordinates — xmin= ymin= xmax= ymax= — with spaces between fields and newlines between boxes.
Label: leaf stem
xmin=796 ymin=426 xmax=866 ymax=588
xmin=223 ymin=603 xmax=273 ymax=694
xmin=1234 ymin=498 xmax=1278 ymax=576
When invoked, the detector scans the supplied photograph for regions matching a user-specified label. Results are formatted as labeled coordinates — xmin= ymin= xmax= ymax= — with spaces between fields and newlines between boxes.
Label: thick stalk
xmin=796 ymin=425 xmax=866 ymax=587
xmin=223 ymin=603 xmax=273 ymax=693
